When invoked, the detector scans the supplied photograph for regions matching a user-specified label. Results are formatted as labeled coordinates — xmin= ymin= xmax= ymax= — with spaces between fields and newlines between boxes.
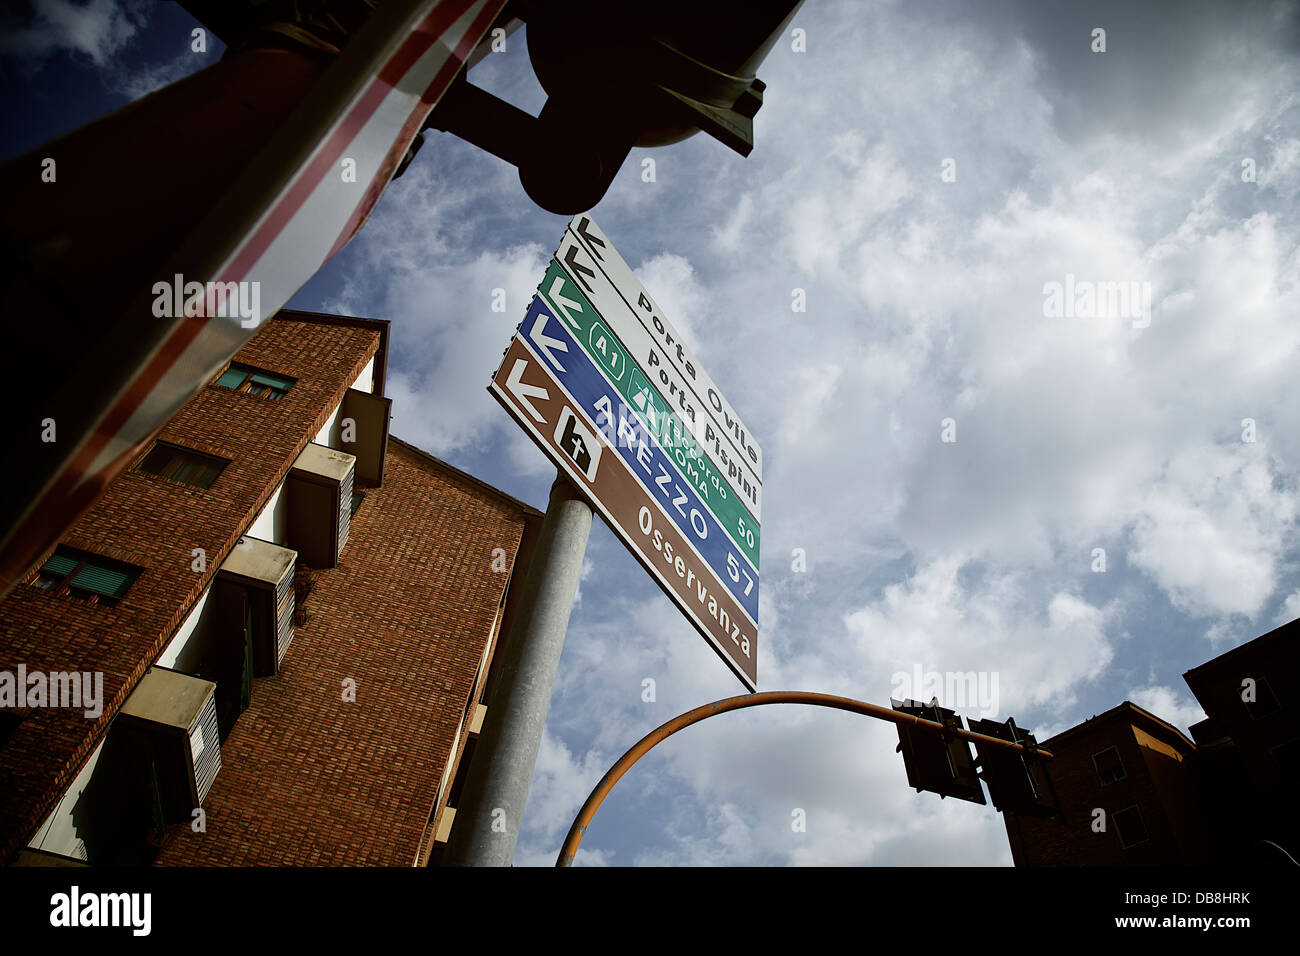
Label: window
xmin=29 ymin=547 xmax=141 ymax=607
xmin=135 ymin=442 xmax=228 ymax=489
xmin=1093 ymin=746 xmax=1126 ymax=786
xmin=215 ymin=363 xmax=295 ymax=401
xmin=1113 ymin=805 xmax=1149 ymax=849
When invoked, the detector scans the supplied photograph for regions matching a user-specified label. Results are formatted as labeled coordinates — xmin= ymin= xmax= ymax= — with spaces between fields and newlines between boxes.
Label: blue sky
xmin=4 ymin=0 xmax=1299 ymax=866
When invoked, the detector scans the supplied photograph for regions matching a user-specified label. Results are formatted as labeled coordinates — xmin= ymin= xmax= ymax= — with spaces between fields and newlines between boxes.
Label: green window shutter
xmin=216 ymin=367 xmax=247 ymax=388
xmin=70 ymin=563 xmax=133 ymax=598
xmin=41 ymin=551 xmax=79 ymax=576
xmin=249 ymin=371 xmax=294 ymax=391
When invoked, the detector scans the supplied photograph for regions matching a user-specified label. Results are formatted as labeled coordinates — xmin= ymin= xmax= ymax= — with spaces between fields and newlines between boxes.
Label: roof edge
xmin=1183 ymin=616 xmax=1298 ymax=680
xmin=1043 ymin=700 xmax=1199 ymax=752
xmin=388 ymin=436 xmax=544 ymax=518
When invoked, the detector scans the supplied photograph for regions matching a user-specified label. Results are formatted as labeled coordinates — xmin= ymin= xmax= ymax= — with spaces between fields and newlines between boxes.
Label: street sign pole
xmin=441 ymin=474 xmax=593 ymax=866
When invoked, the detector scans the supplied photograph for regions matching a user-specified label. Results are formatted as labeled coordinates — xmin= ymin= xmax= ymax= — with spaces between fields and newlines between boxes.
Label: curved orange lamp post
xmin=555 ymin=690 xmax=1053 ymax=866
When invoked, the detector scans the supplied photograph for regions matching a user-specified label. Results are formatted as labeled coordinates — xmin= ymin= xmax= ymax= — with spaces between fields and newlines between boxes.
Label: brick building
xmin=1002 ymin=702 xmax=1211 ymax=866
xmin=1183 ymin=618 xmax=1300 ymax=865
xmin=1003 ymin=618 xmax=1299 ymax=866
xmin=0 ymin=310 xmax=542 ymax=866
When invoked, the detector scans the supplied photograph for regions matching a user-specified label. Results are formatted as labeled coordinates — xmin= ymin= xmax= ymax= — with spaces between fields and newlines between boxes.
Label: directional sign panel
xmin=491 ymin=216 xmax=762 ymax=690
xmin=490 ymin=337 xmax=758 ymax=690
xmin=532 ymin=272 xmax=761 ymax=570
xmin=519 ymin=295 xmax=758 ymax=622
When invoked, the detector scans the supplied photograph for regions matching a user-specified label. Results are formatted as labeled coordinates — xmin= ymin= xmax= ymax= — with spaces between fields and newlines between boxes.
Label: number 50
xmin=736 ymin=515 xmax=755 ymax=549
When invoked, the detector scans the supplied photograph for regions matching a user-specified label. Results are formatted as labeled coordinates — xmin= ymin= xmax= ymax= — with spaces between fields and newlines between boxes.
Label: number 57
xmin=726 ymin=553 xmax=754 ymax=596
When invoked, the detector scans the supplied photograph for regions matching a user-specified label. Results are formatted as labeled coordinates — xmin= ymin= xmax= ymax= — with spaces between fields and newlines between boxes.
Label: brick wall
xmin=152 ymin=439 xmax=530 ymax=865
xmin=0 ymin=314 xmax=378 ymax=862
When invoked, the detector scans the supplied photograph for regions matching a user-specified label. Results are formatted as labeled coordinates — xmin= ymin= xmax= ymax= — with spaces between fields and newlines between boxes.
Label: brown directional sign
xmin=490 ymin=335 xmax=758 ymax=690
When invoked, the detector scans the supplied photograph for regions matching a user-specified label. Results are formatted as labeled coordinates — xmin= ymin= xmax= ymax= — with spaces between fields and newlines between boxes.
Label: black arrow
xmin=564 ymin=244 xmax=596 ymax=293
xmin=576 ymin=217 xmax=605 ymax=260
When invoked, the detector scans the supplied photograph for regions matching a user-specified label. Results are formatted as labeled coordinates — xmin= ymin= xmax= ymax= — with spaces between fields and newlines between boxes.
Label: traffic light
xmin=891 ymin=698 xmax=986 ymax=805
xmin=428 ymin=0 xmax=806 ymax=213
xmin=968 ymin=717 xmax=1062 ymax=820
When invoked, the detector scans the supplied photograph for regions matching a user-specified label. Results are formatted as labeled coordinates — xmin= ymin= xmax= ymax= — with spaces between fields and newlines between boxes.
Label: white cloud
xmin=1130 ymin=444 xmax=1298 ymax=619
xmin=115 ymin=50 xmax=205 ymax=100
xmin=323 ymin=159 xmax=554 ymax=458
xmin=845 ymin=558 xmax=1115 ymax=719
xmin=1278 ymin=589 xmax=1300 ymax=626
xmin=1 ymin=0 xmax=140 ymax=66
xmin=571 ymin=557 xmax=594 ymax=607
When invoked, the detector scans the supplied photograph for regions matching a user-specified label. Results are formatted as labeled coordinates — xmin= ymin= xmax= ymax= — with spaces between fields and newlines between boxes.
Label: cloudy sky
xmin=5 ymin=0 xmax=1299 ymax=866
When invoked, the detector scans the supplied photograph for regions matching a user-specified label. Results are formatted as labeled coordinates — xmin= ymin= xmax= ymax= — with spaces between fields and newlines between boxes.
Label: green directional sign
xmin=538 ymin=258 xmax=760 ymax=570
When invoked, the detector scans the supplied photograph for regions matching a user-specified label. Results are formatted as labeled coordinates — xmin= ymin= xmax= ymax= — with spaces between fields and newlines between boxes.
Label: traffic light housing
xmin=427 ymin=0 xmax=805 ymax=213
xmin=968 ymin=717 xmax=1062 ymax=820
xmin=892 ymin=698 xmax=986 ymax=805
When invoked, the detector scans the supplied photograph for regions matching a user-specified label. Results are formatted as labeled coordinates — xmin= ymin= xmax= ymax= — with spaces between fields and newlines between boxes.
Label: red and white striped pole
xmin=0 ymin=0 xmax=507 ymax=597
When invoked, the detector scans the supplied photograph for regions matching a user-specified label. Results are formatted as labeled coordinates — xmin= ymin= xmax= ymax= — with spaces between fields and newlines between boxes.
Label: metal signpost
xmin=445 ymin=215 xmax=763 ymax=866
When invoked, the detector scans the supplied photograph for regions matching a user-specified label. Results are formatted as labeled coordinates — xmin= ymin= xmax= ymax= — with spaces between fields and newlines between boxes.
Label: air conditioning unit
xmin=217 ymin=535 xmax=297 ymax=675
xmin=287 ymin=442 xmax=356 ymax=568
xmin=115 ymin=667 xmax=221 ymax=824
xmin=340 ymin=387 xmax=392 ymax=484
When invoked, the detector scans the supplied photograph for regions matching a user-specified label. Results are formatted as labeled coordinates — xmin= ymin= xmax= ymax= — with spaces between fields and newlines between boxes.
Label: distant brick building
xmin=1003 ymin=618 xmax=1299 ymax=866
xmin=0 ymin=310 xmax=541 ymax=866
xmin=1002 ymin=702 xmax=1211 ymax=866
